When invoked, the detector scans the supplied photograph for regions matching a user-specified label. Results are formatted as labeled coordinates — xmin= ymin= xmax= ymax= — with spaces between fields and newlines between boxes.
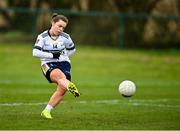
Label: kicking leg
xmin=41 ymin=69 xmax=80 ymax=119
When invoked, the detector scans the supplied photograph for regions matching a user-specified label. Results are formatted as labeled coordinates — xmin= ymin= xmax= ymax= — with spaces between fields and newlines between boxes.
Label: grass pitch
xmin=0 ymin=44 xmax=180 ymax=130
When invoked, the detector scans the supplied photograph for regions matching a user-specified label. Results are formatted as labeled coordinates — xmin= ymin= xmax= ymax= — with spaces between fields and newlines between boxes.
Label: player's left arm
xmin=65 ymin=35 xmax=76 ymax=56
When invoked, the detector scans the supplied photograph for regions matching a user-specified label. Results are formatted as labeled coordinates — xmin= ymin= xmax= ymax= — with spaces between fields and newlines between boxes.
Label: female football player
xmin=33 ymin=13 xmax=80 ymax=119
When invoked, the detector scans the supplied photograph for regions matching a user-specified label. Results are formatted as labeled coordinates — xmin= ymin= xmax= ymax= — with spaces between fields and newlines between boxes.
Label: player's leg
xmin=41 ymin=69 xmax=67 ymax=119
xmin=41 ymin=68 xmax=80 ymax=119
xmin=48 ymin=69 xmax=68 ymax=107
xmin=57 ymin=61 xmax=80 ymax=97
xmin=50 ymin=68 xmax=80 ymax=99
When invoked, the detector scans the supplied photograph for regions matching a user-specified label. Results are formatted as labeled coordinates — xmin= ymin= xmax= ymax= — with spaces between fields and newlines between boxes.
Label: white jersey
xmin=32 ymin=30 xmax=75 ymax=65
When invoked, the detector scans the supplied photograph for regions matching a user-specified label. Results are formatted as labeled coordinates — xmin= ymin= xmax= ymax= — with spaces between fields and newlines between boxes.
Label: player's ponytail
xmin=52 ymin=13 xmax=58 ymax=19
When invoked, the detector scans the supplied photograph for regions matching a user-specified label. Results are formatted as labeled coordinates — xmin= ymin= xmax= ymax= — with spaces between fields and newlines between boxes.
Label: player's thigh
xmin=50 ymin=68 xmax=66 ymax=82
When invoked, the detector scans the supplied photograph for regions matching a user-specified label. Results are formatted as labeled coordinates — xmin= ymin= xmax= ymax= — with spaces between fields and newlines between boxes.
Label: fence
xmin=0 ymin=7 xmax=180 ymax=48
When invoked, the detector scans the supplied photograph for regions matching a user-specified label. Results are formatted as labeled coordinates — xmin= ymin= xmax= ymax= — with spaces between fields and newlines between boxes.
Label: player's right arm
xmin=32 ymin=35 xmax=60 ymax=59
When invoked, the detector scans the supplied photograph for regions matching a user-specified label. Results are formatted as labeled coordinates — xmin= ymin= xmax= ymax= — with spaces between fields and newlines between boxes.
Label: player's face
xmin=51 ymin=20 xmax=67 ymax=36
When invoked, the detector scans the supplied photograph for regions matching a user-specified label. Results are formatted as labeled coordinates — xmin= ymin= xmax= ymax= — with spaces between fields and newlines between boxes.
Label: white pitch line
xmin=90 ymin=99 xmax=180 ymax=108
xmin=0 ymin=99 xmax=180 ymax=108
xmin=0 ymin=102 xmax=47 ymax=106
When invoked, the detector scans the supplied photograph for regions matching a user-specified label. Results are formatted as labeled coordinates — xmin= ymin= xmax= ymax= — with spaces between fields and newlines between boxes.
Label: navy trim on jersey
xmin=42 ymin=49 xmax=64 ymax=53
xmin=60 ymin=32 xmax=69 ymax=39
xmin=34 ymin=46 xmax=42 ymax=50
xmin=42 ymin=32 xmax=48 ymax=38
xmin=66 ymin=46 xmax=75 ymax=50
xmin=48 ymin=30 xmax=51 ymax=37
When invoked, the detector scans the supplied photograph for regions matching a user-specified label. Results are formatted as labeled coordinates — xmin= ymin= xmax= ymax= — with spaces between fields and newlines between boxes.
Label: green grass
xmin=0 ymin=44 xmax=180 ymax=130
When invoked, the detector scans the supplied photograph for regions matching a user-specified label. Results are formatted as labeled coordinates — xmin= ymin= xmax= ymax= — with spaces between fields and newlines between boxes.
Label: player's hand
xmin=52 ymin=52 xmax=61 ymax=59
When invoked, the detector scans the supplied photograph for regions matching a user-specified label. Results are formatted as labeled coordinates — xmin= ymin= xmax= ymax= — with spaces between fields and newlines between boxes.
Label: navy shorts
xmin=41 ymin=61 xmax=71 ymax=83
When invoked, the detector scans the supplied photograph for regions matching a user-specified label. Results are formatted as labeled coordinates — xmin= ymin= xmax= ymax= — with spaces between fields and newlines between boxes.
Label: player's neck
xmin=49 ymin=29 xmax=56 ymax=36
xmin=49 ymin=29 xmax=58 ymax=40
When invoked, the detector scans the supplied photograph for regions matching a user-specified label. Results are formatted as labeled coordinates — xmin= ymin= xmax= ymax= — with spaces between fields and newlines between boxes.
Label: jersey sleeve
xmin=32 ymin=35 xmax=53 ymax=58
xmin=34 ymin=35 xmax=45 ymax=49
xmin=65 ymin=35 xmax=76 ymax=56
